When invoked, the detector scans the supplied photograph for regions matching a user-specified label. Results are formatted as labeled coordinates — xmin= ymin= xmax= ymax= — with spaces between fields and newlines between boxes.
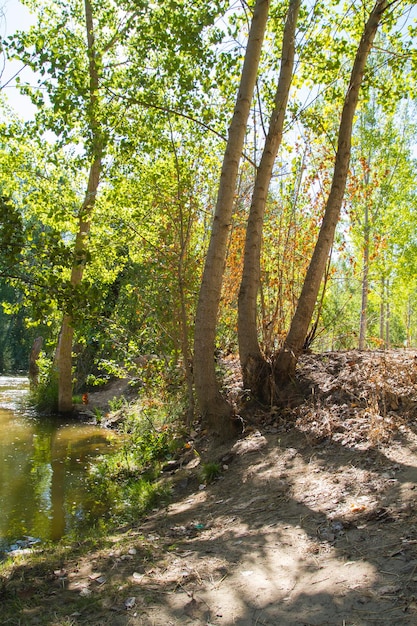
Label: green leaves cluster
xmin=1 ymin=0 xmax=417 ymax=383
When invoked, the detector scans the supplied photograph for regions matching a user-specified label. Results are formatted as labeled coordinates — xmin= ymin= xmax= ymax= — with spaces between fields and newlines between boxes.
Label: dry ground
xmin=3 ymin=349 xmax=417 ymax=625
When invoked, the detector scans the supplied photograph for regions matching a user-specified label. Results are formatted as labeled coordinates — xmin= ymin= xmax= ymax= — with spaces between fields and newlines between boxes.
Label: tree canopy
xmin=1 ymin=0 xmax=416 ymax=434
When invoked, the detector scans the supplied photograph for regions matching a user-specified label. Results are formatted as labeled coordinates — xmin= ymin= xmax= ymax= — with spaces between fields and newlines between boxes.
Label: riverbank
xmin=2 ymin=350 xmax=417 ymax=625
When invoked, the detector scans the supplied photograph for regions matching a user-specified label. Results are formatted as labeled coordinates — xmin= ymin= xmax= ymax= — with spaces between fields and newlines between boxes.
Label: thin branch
xmin=102 ymin=10 xmax=142 ymax=54
xmin=0 ymin=269 xmax=50 ymax=288
xmin=104 ymin=86 xmax=257 ymax=168
xmin=0 ymin=62 xmax=30 ymax=90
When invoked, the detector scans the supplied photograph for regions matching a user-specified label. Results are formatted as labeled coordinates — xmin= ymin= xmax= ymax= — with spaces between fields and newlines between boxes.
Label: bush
xmin=28 ymin=356 xmax=59 ymax=413
xmin=82 ymin=399 xmax=185 ymax=532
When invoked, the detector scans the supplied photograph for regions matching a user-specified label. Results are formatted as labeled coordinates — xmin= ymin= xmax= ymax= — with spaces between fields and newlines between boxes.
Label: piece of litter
xmin=54 ymin=569 xmax=67 ymax=577
xmin=125 ymin=596 xmax=136 ymax=609
xmin=95 ymin=576 xmax=106 ymax=584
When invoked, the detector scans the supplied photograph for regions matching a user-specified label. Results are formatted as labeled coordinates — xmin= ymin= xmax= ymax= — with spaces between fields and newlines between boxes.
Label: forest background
xmin=1 ymin=0 xmax=417 ymax=438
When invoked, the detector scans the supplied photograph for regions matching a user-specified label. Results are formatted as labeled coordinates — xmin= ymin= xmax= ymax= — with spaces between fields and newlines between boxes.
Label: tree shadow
xmin=2 ymin=420 xmax=417 ymax=625
xmin=102 ymin=428 xmax=417 ymax=623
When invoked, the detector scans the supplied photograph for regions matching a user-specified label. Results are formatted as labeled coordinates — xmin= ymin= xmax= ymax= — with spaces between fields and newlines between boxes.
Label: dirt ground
xmin=3 ymin=349 xmax=417 ymax=625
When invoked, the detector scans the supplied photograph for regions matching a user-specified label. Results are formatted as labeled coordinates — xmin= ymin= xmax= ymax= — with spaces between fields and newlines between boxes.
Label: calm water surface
xmin=0 ymin=376 xmax=119 ymax=550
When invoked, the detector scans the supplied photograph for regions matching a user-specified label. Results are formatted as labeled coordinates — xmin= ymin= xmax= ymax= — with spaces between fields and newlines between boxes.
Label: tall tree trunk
xmin=359 ymin=202 xmax=370 ymax=350
xmin=0 ymin=316 xmax=13 ymax=372
xmin=55 ymin=0 xmax=103 ymax=413
xmin=380 ymin=275 xmax=385 ymax=343
xmin=406 ymin=296 xmax=411 ymax=348
xmin=359 ymin=165 xmax=371 ymax=350
xmin=238 ymin=0 xmax=300 ymax=402
xmin=274 ymin=0 xmax=390 ymax=384
xmin=385 ymin=279 xmax=390 ymax=348
xmin=175 ymin=153 xmax=196 ymax=425
xmin=193 ymin=0 xmax=270 ymax=438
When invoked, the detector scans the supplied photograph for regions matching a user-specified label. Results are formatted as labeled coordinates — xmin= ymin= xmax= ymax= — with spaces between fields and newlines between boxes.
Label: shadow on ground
xmin=3 ymin=350 xmax=417 ymax=625
xmin=3 ymin=422 xmax=417 ymax=626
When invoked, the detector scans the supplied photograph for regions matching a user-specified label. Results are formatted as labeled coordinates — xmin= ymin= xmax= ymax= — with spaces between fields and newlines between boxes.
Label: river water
xmin=0 ymin=376 xmax=119 ymax=551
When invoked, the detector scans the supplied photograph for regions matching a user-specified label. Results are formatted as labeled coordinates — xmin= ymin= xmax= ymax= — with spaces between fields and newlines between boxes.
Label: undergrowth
xmin=24 ymin=356 xmax=190 ymax=543
xmin=79 ymin=395 xmax=186 ymax=532
xmin=28 ymin=355 xmax=59 ymax=413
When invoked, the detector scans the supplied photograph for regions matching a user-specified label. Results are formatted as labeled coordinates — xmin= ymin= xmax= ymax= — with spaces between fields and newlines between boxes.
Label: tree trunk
xmin=56 ymin=153 xmax=102 ymax=413
xmin=359 ymin=201 xmax=370 ymax=350
xmin=380 ymin=275 xmax=385 ymax=344
xmin=359 ymin=160 xmax=371 ymax=351
xmin=385 ymin=279 xmax=390 ymax=348
xmin=193 ymin=0 xmax=270 ymax=438
xmin=55 ymin=0 xmax=103 ymax=413
xmin=238 ymin=0 xmax=300 ymax=402
xmin=29 ymin=336 xmax=43 ymax=389
xmin=406 ymin=296 xmax=411 ymax=348
xmin=274 ymin=0 xmax=390 ymax=384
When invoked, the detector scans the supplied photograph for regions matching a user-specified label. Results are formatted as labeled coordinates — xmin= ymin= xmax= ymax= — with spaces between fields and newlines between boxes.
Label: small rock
xmin=241 ymin=570 xmax=254 ymax=577
xmin=80 ymin=587 xmax=92 ymax=597
xmin=378 ymin=584 xmax=401 ymax=596
xmin=331 ymin=521 xmax=344 ymax=533
xmin=232 ymin=432 xmax=267 ymax=456
xmin=162 ymin=459 xmax=180 ymax=472
xmin=221 ymin=452 xmax=235 ymax=465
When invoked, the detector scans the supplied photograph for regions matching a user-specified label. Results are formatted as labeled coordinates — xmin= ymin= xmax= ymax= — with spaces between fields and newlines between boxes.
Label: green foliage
xmin=82 ymin=399 xmax=185 ymax=530
xmin=92 ymin=406 xmax=104 ymax=423
xmin=0 ymin=0 xmax=417 ymax=407
xmin=0 ymin=196 xmax=25 ymax=272
xmin=120 ymin=405 xmax=183 ymax=472
xmin=200 ymin=462 xmax=221 ymax=484
xmin=0 ymin=281 xmax=36 ymax=372
xmin=28 ymin=355 xmax=59 ymax=413
xmin=332 ymin=94 xmax=417 ymax=350
xmin=107 ymin=395 xmax=127 ymax=412
xmin=84 ymin=473 xmax=171 ymax=531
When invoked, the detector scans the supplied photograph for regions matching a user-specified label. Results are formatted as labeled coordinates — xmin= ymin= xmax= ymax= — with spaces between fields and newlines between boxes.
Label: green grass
xmin=200 ymin=461 xmax=221 ymax=484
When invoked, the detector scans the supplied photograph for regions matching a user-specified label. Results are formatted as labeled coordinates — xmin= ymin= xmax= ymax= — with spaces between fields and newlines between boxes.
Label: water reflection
xmin=0 ymin=376 xmax=119 ymax=548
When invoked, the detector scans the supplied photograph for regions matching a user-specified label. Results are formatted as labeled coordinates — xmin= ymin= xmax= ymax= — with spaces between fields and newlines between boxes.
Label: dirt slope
xmin=3 ymin=350 xmax=417 ymax=625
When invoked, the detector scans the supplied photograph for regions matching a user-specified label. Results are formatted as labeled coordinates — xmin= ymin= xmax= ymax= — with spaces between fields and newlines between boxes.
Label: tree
xmin=348 ymin=100 xmax=417 ymax=349
xmin=238 ymin=0 xmax=301 ymax=401
xmin=3 ymin=0 xmax=116 ymax=411
xmin=53 ymin=0 xmax=104 ymax=413
xmin=3 ymin=0 xmax=228 ymax=412
xmin=273 ymin=0 xmax=395 ymax=386
xmin=193 ymin=0 xmax=270 ymax=437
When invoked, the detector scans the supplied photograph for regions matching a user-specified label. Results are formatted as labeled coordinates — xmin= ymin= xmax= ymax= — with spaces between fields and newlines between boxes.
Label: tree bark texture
xmin=193 ymin=0 xmax=270 ymax=438
xmin=238 ymin=0 xmax=300 ymax=402
xmin=273 ymin=0 xmax=390 ymax=385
